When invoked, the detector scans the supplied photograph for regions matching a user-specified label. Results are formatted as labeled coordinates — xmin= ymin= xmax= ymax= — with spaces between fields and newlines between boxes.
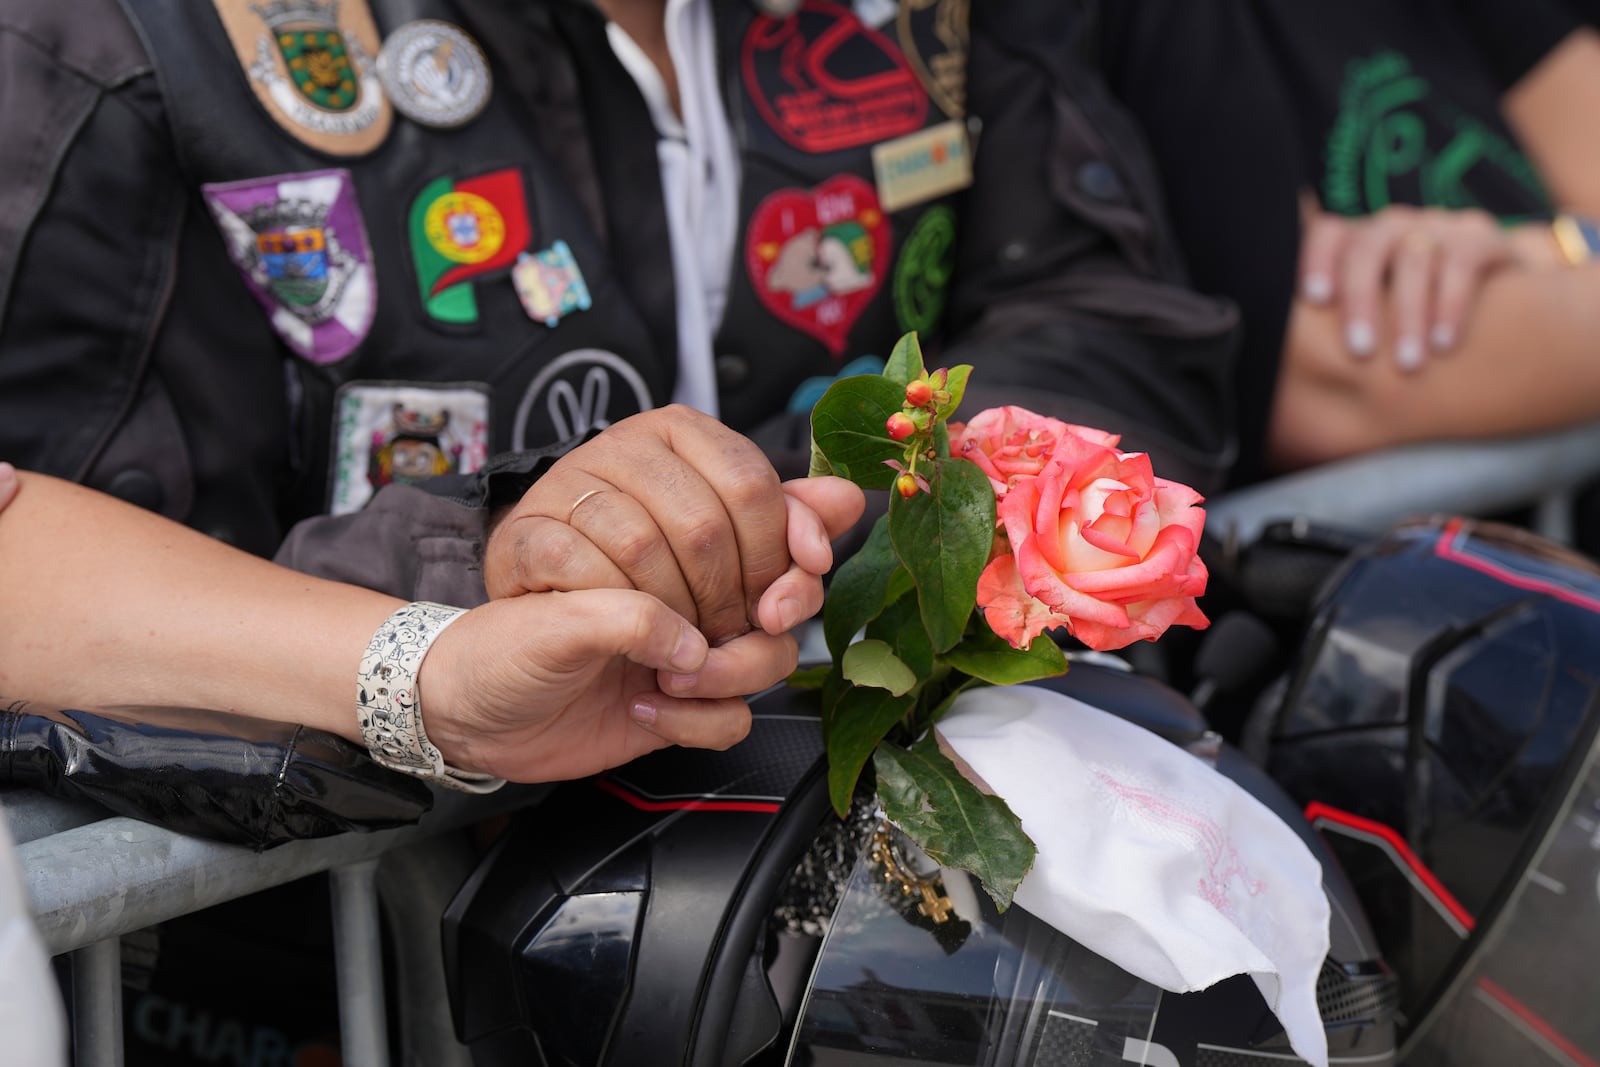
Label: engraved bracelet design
xmin=356 ymin=601 xmax=505 ymax=794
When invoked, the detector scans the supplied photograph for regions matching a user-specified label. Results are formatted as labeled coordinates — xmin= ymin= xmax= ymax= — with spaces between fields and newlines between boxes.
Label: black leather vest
xmin=121 ymin=0 xmax=668 ymax=522
xmin=118 ymin=0 xmax=972 ymax=524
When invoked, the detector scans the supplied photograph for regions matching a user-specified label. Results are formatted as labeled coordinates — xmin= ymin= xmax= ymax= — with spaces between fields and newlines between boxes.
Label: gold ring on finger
xmin=567 ymin=488 xmax=607 ymax=522
xmin=1402 ymin=230 xmax=1437 ymax=254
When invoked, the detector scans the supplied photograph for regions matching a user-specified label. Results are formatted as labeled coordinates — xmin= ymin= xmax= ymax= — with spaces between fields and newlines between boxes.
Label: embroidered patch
xmin=408 ymin=168 xmax=533 ymax=324
xmin=512 ymin=349 xmax=653 ymax=451
xmin=742 ymin=0 xmax=928 ymax=154
xmin=896 ymin=0 xmax=968 ymax=119
xmin=329 ymin=382 xmax=489 ymax=515
xmin=512 ymin=241 xmax=592 ymax=327
xmin=747 ymin=175 xmax=891 ymax=355
xmin=871 ymin=119 xmax=970 ymax=212
xmin=203 ymin=168 xmax=376 ymax=364
xmin=892 ymin=204 xmax=955 ymax=336
xmin=375 ymin=20 xmax=492 ymax=129
xmin=210 ymin=0 xmax=392 ymax=156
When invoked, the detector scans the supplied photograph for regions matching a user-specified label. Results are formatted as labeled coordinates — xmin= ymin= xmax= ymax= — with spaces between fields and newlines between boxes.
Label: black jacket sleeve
xmin=0 ymin=3 xmax=192 ymax=509
xmin=0 ymin=699 xmax=434 ymax=849
xmin=1454 ymin=0 xmax=1581 ymax=93
xmin=942 ymin=0 xmax=1239 ymax=496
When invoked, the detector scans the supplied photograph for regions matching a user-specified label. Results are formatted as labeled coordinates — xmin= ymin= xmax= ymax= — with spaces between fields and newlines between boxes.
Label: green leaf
xmin=842 ymin=639 xmax=918 ymax=696
xmin=823 ymin=515 xmax=902 ymax=658
xmin=820 ymin=667 xmax=848 ymax=737
xmin=826 ymin=687 xmax=914 ymax=817
xmin=787 ymin=664 xmax=832 ymax=690
xmin=865 ymin=590 xmax=934 ymax=679
xmin=875 ymin=736 xmax=1036 ymax=911
xmin=888 ymin=457 xmax=997 ymax=653
xmin=885 ymin=565 xmax=917 ymax=606
xmin=883 ymin=332 xmax=927 ymax=388
xmin=942 ymin=620 xmax=1069 ymax=686
xmin=810 ymin=376 xmax=908 ymax=490
xmin=807 ymin=435 xmax=836 ymax=479
xmin=937 ymin=364 xmax=973 ymax=422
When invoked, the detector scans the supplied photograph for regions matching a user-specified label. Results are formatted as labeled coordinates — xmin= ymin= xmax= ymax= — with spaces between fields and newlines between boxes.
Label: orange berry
xmin=886 ymin=412 xmax=917 ymax=441
xmin=904 ymin=379 xmax=934 ymax=407
xmin=895 ymin=472 xmax=919 ymax=497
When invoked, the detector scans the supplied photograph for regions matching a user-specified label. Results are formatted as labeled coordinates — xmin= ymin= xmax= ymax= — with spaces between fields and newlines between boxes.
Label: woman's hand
xmin=417 ymin=586 xmax=799 ymax=782
xmin=483 ymin=405 xmax=864 ymax=644
xmin=1298 ymin=203 xmax=1561 ymax=371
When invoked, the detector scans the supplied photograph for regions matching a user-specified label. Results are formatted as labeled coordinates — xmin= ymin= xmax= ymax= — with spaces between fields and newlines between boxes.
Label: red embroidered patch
xmin=742 ymin=0 xmax=929 ymax=154
xmin=746 ymin=174 xmax=891 ymax=355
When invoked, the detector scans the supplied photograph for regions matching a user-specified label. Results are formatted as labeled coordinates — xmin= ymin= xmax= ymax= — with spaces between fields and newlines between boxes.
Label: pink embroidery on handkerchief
xmin=1094 ymin=768 xmax=1266 ymax=920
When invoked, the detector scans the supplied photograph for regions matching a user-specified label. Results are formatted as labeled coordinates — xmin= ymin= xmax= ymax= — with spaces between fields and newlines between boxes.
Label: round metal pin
xmin=375 ymin=20 xmax=492 ymax=129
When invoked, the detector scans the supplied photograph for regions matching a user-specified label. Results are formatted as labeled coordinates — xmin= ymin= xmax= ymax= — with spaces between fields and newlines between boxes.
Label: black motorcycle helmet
xmin=1254 ymin=516 xmax=1600 ymax=1065
xmin=442 ymin=663 xmax=1397 ymax=1066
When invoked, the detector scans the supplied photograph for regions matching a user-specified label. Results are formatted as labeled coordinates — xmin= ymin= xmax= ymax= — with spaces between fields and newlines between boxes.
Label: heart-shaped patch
xmin=745 ymin=175 xmax=891 ymax=356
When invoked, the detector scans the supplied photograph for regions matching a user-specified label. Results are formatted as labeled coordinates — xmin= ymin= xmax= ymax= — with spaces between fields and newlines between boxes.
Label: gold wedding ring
xmin=567 ymin=488 xmax=606 ymax=522
xmin=1401 ymin=230 xmax=1436 ymax=254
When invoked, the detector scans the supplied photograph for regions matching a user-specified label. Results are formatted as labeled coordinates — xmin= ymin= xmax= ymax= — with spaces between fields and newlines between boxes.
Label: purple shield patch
xmin=202 ymin=168 xmax=377 ymax=364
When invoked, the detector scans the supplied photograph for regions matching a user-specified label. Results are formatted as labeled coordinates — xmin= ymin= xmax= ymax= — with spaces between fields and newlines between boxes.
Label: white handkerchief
xmin=934 ymin=685 xmax=1331 ymax=1067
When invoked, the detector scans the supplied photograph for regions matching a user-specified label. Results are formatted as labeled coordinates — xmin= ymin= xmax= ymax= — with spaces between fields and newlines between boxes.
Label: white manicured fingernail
xmin=1430 ymin=324 xmax=1455 ymax=350
xmin=1396 ymin=336 xmax=1423 ymax=371
xmin=1346 ymin=321 xmax=1375 ymax=357
xmin=1304 ymin=274 xmax=1332 ymax=303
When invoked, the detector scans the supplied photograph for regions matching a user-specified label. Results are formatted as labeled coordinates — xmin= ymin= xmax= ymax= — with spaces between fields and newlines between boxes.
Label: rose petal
xmin=1059 ymin=517 xmax=1139 ymax=573
xmin=978 ymin=553 xmax=1077 ymax=648
xmin=1079 ymin=508 xmax=1140 ymax=559
xmin=1064 ymin=526 xmax=1201 ymax=599
xmin=1015 ymin=540 xmax=1131 ymax=629
xmin=1154 ymin=477 xmax=1206 ymax=511
xmin=999 ymin=477 xmax=1043 ymax=555
xmin=1112 ymin=451 xmax=1157 ymax=494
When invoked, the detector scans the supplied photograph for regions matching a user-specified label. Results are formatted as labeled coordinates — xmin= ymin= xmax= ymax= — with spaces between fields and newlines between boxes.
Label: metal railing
xmin=10 ymin=785 xmax=542 ymax=1067
xmin=1205 ymin=422 xmax=1600 ymax=547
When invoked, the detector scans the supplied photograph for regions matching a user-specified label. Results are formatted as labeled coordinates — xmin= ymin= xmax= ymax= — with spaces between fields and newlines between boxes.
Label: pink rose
xmin=954 ymin=406 xmax=1120 ymax=501
xmin=977 ymin=428 xmax=1209 ymax=652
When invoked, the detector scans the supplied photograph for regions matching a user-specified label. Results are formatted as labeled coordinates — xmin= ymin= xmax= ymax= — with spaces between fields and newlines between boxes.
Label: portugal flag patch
xmin=408 ymin=168 xmax=532 ymax=324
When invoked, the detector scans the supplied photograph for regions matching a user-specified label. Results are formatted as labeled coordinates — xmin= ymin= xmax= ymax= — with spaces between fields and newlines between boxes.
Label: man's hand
xmin=416 ymin=586 xmax=798 ymax=782
xmin=484 ymin=405 xmax=864 ymax=644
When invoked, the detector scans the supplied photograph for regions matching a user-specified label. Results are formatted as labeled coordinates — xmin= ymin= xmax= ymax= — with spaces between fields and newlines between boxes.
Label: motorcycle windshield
xmin=1403 ymin=734 xmax=1600 ymax=1067
xmin=784 ymin=824 xmax=1309 ymax=1067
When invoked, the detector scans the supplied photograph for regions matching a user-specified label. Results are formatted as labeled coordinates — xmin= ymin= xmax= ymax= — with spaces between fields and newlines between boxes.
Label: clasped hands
xmin=417 ymin=407 xmax=864 ymax=784
xmin=1297 ymin=196 xmax=1566 ymax=371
